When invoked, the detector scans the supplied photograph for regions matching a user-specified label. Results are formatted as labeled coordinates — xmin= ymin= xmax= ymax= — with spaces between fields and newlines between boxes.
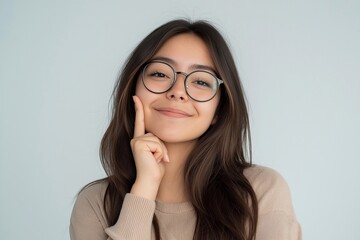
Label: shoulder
xmin=76 ymin=180 xmax=108 ymax=204
xmin=244 ymin=165 xmax=287 ymax=188
xmin=70 ymin=180 xmax=109 ymax=231
xmin=244 ymin=165 xmax=295 ymax=215
xmin=244 ymin=165 xmax=302 ymax=239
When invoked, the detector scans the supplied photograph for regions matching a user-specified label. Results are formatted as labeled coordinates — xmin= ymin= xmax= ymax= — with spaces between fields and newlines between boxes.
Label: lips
xmin=155 ymin=107 xmax=192 ymax=118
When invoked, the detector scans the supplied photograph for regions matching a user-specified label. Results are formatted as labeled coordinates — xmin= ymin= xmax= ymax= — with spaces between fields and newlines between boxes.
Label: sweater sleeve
xmin=70 ymin=184 xmax=156 ymax=240
xmin=70 ymin=182 xmax=110 ymax=240
xmin=245 ymin=166 xmax=302 ymax=240
xmin=105 ymin=193 xmax=156 ymax=240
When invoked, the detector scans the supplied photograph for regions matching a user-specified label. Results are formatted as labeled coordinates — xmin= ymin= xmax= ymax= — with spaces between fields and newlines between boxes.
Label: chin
xmin=157 ymin=134 xmax=184 ymax=143
xmin=158 ymin=133 xmax=200 ymax=145
xmin=146 ymin=126 xmax=204 ymax=144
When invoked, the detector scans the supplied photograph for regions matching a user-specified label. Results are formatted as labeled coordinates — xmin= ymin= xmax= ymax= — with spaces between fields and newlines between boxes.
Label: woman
xmin=70 ymin=19 xmax=301 ymax=240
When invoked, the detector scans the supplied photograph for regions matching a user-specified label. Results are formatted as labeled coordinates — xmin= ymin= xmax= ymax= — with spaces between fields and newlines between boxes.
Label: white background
xmin=1 ymin=0 xmax=359 ymax=239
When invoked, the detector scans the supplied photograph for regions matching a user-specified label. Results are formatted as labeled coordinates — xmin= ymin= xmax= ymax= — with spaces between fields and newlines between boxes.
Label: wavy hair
xmin=98 ymin=19 xmax=258 ymax=240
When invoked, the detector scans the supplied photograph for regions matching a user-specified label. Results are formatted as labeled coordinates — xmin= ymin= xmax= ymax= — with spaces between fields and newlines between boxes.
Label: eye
xmin=150 ymin=71 xmax=167 ymax=78
xmin=189 ymin=78 xmax=213 ymax=90
xmin=187 ymin=72 xmax=216 ymax=90
xmin=194 ymin=80 xmax=210 ymax=87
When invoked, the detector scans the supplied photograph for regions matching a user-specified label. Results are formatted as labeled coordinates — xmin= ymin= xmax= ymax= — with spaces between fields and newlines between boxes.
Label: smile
xmin=155 ymin=107 xmax=192 ymax=118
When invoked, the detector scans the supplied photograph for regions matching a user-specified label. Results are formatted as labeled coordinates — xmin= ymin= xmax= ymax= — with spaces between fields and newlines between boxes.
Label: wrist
xmin=130 ymin=178 xmax=160 ymax=200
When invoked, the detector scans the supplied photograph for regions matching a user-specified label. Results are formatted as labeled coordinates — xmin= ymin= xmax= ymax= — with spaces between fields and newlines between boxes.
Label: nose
xmin=166 ymin=72 xmax=189 ymax=101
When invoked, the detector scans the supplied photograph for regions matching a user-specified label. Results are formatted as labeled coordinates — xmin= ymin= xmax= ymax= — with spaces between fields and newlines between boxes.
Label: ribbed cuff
xmin=105 ymin=193 xmax=156 ymax=240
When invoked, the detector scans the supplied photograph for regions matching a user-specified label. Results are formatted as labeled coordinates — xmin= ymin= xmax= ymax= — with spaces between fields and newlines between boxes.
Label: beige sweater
xmin=70 ymin=165 xmax=301 ymax=240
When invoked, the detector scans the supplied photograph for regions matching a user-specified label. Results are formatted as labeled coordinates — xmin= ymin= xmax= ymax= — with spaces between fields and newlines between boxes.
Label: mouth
xmin=155 ymin=107 xmax=192 ymax=118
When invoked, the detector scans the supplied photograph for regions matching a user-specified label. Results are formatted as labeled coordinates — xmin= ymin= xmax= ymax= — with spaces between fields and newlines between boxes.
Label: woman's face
xmin=135 ymin=33 xmax=220 ymax=144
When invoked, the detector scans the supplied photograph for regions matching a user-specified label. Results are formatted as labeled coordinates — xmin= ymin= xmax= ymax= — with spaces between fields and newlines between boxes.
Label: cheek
xmin=207 ymin=96 xmax=220 ymax=115
xmin=135 ymin=78 xmax=152 ymax=103
xmin=209 ymin=98 xmax=221 ymax=124
xmin=196 ymin=101 xmax=219 ymax=124
xmin=134 ymin=78 xmax=143 ymax=95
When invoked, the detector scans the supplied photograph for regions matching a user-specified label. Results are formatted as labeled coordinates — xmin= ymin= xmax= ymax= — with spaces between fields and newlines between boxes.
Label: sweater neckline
xmin=155 ymin=200 xmax=194 ymax=214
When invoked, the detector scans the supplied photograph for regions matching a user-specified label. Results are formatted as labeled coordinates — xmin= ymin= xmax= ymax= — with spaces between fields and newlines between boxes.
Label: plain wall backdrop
xmin=1 ymin=0 xmax=359 ymax=239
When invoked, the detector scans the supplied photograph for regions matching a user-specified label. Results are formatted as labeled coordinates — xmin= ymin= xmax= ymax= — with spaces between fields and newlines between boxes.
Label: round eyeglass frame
xmin=141 ymin=60 xmax=224 ymax=102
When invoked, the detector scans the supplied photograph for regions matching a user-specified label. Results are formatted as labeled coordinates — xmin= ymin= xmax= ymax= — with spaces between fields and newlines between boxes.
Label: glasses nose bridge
xmin=174 ymin=71 xmax=189 ymax=82
xmin=167 ymin=71 xmax=189 ymax=94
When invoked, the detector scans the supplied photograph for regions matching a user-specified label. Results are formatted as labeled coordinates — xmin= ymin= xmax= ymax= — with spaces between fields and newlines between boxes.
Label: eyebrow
xmin=151 ymin=56 xmax=217 ymax=74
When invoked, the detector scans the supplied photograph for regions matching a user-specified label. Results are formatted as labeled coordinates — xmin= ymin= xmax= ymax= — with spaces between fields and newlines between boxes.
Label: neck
xmin=156 ymin=141 xmax=195 ymax=203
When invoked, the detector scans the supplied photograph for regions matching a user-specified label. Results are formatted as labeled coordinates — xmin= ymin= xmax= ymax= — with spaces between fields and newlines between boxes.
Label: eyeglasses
xmin=141 ymin=60 xmax=223 ymax=102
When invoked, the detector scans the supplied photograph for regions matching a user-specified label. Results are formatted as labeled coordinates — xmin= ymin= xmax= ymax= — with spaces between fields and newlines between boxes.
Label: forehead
xmin=153 ymin=33 xmax=215 ymax=70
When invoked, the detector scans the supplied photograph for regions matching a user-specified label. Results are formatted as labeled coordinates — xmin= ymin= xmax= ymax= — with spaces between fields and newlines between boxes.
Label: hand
xmin=130 ymin=96 xmax=170 ymax=200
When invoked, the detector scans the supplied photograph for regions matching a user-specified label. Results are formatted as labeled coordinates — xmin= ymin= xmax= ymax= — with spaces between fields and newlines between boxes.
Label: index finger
xmin=133 ymin=95 xmax=145 ymax=138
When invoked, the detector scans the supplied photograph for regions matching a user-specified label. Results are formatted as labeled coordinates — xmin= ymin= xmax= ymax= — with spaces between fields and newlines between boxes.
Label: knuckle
xmin=130 ymin=138 xmax=140 ymax=148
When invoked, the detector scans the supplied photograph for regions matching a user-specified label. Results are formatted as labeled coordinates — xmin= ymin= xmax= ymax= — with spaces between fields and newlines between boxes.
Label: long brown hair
xmin=97 ymin=19 xmax=258 ymax=240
